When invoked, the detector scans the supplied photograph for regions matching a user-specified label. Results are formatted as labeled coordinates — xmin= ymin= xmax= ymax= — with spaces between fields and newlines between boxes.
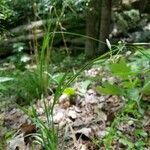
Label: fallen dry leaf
xmin=68 ymin=110 xmax=77 ymax=120
xmin=75 ymin=128 xmax=92 ymax=141
xmin=7 ymin=133 xmax=27 ymax=150
xmin=19 ymin=123 xmax=36 ymax=136
xmin=59 ymin=94 xmax=70 ymax=104
xmin=53 ymin=111 xmax=65 ymax=124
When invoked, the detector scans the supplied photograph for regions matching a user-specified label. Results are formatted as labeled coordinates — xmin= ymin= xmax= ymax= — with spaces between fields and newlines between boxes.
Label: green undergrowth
xmin=0 ymin=42 xmax=150 ymax=149
xmin=93 ymin=48 xmax=150 ymax=149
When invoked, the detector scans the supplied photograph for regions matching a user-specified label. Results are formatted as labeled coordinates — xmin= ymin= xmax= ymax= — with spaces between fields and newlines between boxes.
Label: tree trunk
xmin=98 ymin=0 xmax=112 ymax=54
xmin=85 ymin=0 xmax=100 ymax=59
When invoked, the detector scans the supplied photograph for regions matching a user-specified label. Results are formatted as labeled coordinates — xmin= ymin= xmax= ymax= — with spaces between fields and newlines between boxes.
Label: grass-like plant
xmin=17 ymin=45 xmax=121 ymax=149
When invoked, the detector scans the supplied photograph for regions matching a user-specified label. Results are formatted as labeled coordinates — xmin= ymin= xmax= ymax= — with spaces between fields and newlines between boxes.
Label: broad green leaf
xmin=141 ymin=81 xmax=150 ymax=94
xmin=96 ymin=82 xmax=123 ymax=95
xmin=63 ymin=87 xmax=76 ymax=96
xmin=109 ymin=58 xmax=132 ymax=79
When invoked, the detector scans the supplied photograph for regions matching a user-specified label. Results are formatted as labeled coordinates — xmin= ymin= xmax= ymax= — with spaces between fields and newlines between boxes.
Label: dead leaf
xmin=53 ymin=111 xmax=65 ymax=124
xmin=59 ymin=94 xmax=70 ymax=104
xmin=85 ymin=89 xmax=99 ymax=104
xmin=19 ymin=123 xmax=36 ymax=144
xmin=94 ymin=108 xmax=107 ymax=122
xmin=7 ymin=133 xmax=27 ymax=150
xmin=75 ymin=128 xmax=92 ymax=141
xmin=19 ymin=123 xmax=36 ymax=136
xmin=68 ymin=110 xmax=77 ymax=121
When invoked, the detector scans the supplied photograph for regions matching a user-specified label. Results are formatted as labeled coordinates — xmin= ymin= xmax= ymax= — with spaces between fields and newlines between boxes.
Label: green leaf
xmin=109 ymin=58 xmax=132 ymax=79
xmin=122 ymin=81 xmax=133 ymax=88
xmin=0 ymin=84 xmax=7 ymax=90
xmin=63 ymin=87 xmax=76 ymax=96
xmin=141 ymin=81 xmax=150 ymax=95
xmin=96 ymin=82 xmax=123 ymax=95
xmin=122 ymin=78 xmax=140 ymax=89
xmin=5 ymin=130 xmax=15 ymax=140
xmin=134 ymin=129 xmax=148 ymax=138
xmin=135 ymin=141 xmax=146 ymax=147
xmin=119 ymin=138 xmax=134 ymax=148
xmin=124 ymin=101 xmax=137 ymax=113
xmin=126 ymin=89 xmax=140 ymax=100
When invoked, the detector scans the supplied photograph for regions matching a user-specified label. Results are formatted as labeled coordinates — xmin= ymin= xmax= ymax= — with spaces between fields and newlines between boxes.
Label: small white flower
xmin=106 ymin=39 xmax=111 ymax=50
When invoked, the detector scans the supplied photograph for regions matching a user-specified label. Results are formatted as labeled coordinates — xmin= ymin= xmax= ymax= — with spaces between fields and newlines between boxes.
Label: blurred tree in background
xmin=0 ymin=0 xmax=150 ymax=59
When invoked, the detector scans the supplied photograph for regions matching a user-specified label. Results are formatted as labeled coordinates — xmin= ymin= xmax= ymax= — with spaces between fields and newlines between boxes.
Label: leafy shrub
xmin=96 ymin=48 xmax=150 ymax=149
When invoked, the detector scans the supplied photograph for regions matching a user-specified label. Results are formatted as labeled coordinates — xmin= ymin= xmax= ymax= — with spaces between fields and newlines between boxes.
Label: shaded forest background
xmin=0 ymin=0 xmax=150 ymax=60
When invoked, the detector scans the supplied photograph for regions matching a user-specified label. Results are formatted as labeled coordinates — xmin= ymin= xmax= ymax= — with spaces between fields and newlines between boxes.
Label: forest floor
xmin=0 ymin=49 xmax=150 ymax=150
